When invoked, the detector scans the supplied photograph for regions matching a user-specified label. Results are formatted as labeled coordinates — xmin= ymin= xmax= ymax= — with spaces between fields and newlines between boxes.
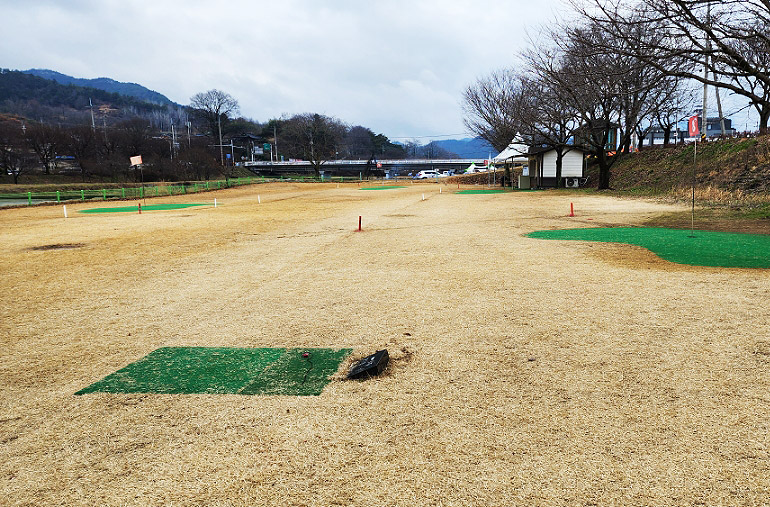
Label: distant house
xmin=574 ymin=121 xmax=621 ymax=153
xmin=703 ymin=117 xmax=737 ymax=138
xmin=642 ymin=117 xmax=736 ymax=145
xmin=527 ymin=146 xmax=587 ymax=188
xmin=641 ymin=127 xmax=686 ymax=146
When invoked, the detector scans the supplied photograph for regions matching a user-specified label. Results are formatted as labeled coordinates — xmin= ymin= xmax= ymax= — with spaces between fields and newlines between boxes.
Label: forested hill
xmin=0 ymin=69 xmax=169 ymax=124
xmin=22 ymin=68 xmax=175 ymax=105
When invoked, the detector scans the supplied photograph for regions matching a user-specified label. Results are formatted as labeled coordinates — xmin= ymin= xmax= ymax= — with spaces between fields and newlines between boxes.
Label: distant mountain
xmin=0 ymin=69 xmax=170 ymax=125
xmin=23 ymin=68 xmax=175 ymax=106
xmin=433 ymin=137 xmax=496 ymax=159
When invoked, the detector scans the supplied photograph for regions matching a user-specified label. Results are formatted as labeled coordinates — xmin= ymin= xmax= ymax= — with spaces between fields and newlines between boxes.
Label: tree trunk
xmin=217 ymin=115 xmax=224 ymax=167
xmin=663 ymin=127 xmax=672 ymax=146
xmin=623 ymin=138 xmax=632 ymax=154
xmin=555 ymin=149 xmax=564 ymax=187
xmin=597 ymin=153 xmax=611 ymax=190
xmin=759 ymin=106 xmax=770 ymax=135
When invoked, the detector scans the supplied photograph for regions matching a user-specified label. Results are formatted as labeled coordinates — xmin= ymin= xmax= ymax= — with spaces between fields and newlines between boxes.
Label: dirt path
xmin=1 ymin=183 xmax=768 ymax=506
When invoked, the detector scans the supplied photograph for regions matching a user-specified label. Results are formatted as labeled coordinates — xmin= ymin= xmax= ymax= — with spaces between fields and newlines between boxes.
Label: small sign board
xmin=688 ymin=115 xmax=699 ymax=137
xmin=347 ymin=349 xmax=389 ymax=380
xmin=130 ymin=155 xmax=142 ymax=166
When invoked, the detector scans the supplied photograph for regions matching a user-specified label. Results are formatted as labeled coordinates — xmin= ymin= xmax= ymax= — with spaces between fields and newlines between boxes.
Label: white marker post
xmin=422 ymin=193 xmax=425 ymax=201
xmin=214 ymin=198 xmax=217 ymax=208
xmin=63 ymin=205 xmax=67 ymax=218
xmin=258 ymin=195 xmax=261 ymax=204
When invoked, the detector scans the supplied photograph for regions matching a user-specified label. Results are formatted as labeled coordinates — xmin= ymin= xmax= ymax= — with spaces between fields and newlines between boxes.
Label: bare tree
xmin=26 ymin=123 xmax=63 ymax=175
xmin=462 ymin=69 xmax=527 ymax=151
xmin=515 ymin=73 xmax=581 ymax=185
xmin=280 ymin=113 xmax=346 ymax=175
xmin=648 ymin=79 xmax=698 ymax=146
xmin=67 ymin=125 xmax=97 ymax=182
xmin=344 ymin=126 xmax=375 ymax=159
xmin=189 ymin=89 xmax=239 ymax=166
xmin=0 ymin=122 xmax=34 ymax=184
xmin=530 ymin=15 xmax=678 ymax=188
xmin=576 ymin=0 xmax=770 ymax=132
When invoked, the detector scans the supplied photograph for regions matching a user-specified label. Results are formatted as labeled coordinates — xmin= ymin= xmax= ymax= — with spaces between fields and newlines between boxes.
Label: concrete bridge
xmin=242 ymin=159 xmax=488 ymax=178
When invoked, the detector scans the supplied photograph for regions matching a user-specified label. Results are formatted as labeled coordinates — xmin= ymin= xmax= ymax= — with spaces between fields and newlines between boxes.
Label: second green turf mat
xmin=80 ymin=203 xmax=209 ymax=213
xmin=527 ymin=227 xmax=770 ymax=268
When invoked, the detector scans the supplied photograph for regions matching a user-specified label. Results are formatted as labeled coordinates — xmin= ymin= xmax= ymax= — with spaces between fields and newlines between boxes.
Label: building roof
xmin=493 ymin=135 xmax=529 ymax=163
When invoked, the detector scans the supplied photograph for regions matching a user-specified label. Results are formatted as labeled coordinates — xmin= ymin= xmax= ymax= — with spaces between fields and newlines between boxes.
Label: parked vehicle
xmin=413 ymin=170 xmax=441 ymax=179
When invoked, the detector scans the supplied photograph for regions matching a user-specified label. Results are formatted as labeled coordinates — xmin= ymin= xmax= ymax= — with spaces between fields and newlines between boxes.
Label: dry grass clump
xmin=1 ymin=182 xmax=769 ymax=506
xmin=669 ymin=184 xmax=770 ymax=206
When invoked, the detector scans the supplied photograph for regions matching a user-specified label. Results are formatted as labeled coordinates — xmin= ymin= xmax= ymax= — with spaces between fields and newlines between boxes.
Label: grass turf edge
xmin=526 ymin=226 xmax=770 ymax=268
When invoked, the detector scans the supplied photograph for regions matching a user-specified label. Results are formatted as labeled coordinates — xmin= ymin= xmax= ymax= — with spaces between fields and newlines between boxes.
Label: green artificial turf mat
xmin=239 ymin=347 xmax=353 ymax=396
xmin=75 ymin=347 xmax=352 ymax=396
xmin=456 ymin=189 xmax=509 ymax=194
xmin=527 ymin=227 xmax=770 ymax=268
xmin=80 ymin=203 xmax=209 ymax=213
xmin=359 ymin=186 xmax=405 ymax=190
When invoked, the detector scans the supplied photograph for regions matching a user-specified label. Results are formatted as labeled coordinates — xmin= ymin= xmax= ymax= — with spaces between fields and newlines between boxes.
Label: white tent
xmin=493 ymin=135 xmax=529 ymax=164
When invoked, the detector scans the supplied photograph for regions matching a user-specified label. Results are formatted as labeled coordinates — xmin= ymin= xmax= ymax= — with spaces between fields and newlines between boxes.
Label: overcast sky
xmin=0 ymin=0 xmax=566 ymax=140
xmin=2 ymin=1 xmax=758 ymax=141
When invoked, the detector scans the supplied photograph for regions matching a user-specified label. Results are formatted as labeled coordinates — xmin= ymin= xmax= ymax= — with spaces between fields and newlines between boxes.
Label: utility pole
xmin=715 ymin=88 xmax=726 ymax=136
xmin=89 ymin=98 xmax=96 ymax=131
xmin=273 ymin=125 xmax=278 ymax=163
xmin=310 ymin=133 xmax=315 ymax=166
xmin=186 ymin=121 xmax=191 ymax=149
xmin=701 ymin=1 xmax=711 ymax=140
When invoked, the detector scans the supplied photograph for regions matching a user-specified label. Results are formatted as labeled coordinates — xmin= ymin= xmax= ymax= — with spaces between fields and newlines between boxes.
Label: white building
xmin=526 ymin=146 xmax=587 ymax=188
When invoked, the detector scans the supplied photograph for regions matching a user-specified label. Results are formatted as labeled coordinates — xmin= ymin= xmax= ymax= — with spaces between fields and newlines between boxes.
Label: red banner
xmin=688 ymin=115 xmax=699 ymax=137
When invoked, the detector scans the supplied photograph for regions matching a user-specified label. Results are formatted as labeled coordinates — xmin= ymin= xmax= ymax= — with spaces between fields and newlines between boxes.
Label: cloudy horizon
xmin=1 ymin=0 xmax=566 ymax=140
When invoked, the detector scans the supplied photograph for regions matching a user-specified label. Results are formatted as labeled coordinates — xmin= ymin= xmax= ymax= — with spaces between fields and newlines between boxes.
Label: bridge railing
xmin=243 ymin=159 xmax=486 ymax=167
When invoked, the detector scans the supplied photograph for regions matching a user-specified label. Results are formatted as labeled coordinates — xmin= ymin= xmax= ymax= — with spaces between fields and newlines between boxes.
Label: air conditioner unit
xmin=565 ymin=177 xmax=580 ymax=188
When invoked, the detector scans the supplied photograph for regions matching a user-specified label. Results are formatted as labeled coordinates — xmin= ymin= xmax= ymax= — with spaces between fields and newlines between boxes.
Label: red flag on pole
xmin=688 ymin=115 xmax=699 ymax=137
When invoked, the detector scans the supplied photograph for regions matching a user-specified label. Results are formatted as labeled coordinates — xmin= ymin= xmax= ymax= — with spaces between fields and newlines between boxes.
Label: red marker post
xmin=569 ymin=203 xmax=574 ymax=217
xmin=358 ymin=216 xmax=362 ymax=231
xmin=138 ymin=202 xmax=142 ymax=214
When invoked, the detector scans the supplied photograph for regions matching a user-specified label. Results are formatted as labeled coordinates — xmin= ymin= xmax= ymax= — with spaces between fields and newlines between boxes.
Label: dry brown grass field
xmin=1 ymin=182 xmax=769 ymax=506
